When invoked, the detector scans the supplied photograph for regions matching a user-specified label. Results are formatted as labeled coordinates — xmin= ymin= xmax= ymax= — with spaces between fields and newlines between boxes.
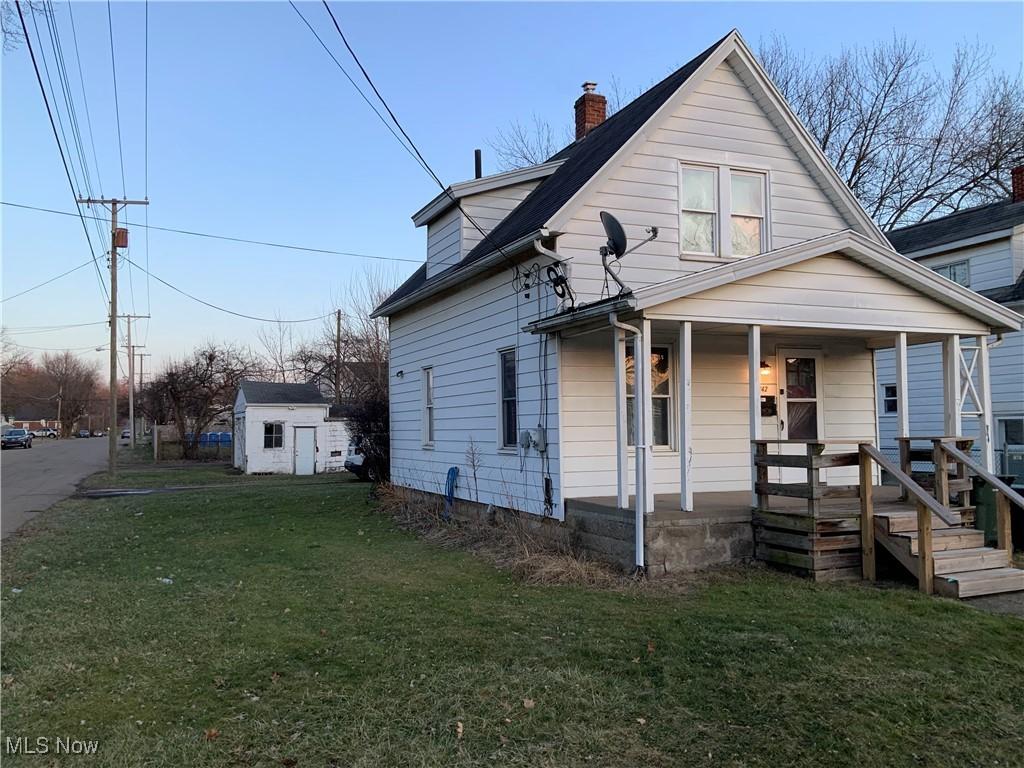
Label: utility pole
xmin=77 ymin=197 xmax=149 ymax=476
xmin=137 ymin=351 xmax=151 ymax=439
xmin=120 ymin=314 xmax=149 ymax=449
xmin=334 ymin=309 xmax=342 ymax=404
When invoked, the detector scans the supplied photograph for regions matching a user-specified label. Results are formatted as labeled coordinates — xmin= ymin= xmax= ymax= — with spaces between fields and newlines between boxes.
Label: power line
xmin=1 ymin=201 xmax=424 ymax=265
xmin=4 ymin=321 xmax=109 ymax=333
xmin=12 ymin=2 xmax=108 ymax=312
xmin=144 ymin=0 xmax=151 ymax=344
xmin=7 ymin=340 xmax=108 ymax=353
xmin=106 ymin=0 xmax=126 ymax=196
xmin=1 ymin=259 xmax=97 ymax=303
xmin=65 ymin=0 xmax=104 ymax=196
xmin=286 ymin=1 xmax=433 ymax=179
xmin=122 ymin=255 xmax=340 ymax=324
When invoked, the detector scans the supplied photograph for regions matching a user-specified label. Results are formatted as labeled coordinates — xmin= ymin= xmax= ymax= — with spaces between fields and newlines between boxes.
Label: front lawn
xmin=2 ymin=471 xmax=1021 ymax=767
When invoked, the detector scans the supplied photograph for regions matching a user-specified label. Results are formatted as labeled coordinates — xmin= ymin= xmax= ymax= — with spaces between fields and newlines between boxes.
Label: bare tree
xmin=488 ymin=114 xmax=566 ymax=171
xmin=1 ymin=333 xmax=31 ymax=380
xmin=154 ymin=343 xmax=263 ymax=459
xmin=40 ymin=351 xmax=101 ymax=437
xmin=1 ymin=0 xmax=43 ymax=53
xmin=256 ymin=320 xmax=298 ymax=383
xmin=759 ymin=35 xmax=1024 ymax=229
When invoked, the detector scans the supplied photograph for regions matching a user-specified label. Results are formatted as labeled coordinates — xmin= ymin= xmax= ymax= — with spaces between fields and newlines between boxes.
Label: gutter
xmin=372 ymin=229 xmax=549 ymax=318
xmin=608 ymin=311 xmax=647 ymax=574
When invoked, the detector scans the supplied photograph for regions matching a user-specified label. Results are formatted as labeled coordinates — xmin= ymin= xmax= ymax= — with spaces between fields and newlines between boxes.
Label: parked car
xmin=33 ymin=428 xmax=59 ymax=439
xmin=344 ymin=437 xmax=379 ymax=481
xmin=77 ymin=429 xmax=91 ymax=438
xmin=2 ymin=428 xmax=33 ymax=449
xmin=121 ymin=429 xmax=131 ymax=439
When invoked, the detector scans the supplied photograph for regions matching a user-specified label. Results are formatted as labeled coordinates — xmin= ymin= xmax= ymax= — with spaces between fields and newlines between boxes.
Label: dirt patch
xmin=965 ymin=590 xmax=1024 ymax=619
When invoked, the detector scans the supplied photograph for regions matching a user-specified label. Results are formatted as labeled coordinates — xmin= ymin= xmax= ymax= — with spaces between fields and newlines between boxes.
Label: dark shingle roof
xmin=239 ymin=380 xmax=328 ymax=405
xmin=980 ymin=272 xmax=1024 ymax=305
xmin=886 ymin=199 xmax=1024 ymax=255
xmin=375 ymin=33 xmax=730 ymax=315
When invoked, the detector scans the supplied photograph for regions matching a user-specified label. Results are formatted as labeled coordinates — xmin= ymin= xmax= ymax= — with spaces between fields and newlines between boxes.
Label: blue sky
xmin=3 ymin=1 xmax=1022 ymax=371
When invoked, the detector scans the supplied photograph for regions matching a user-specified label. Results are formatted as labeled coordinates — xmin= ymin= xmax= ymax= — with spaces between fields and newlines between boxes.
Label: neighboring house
xmin=232 ymin=381 xmax=349 ymax=475
xmin=373 ymin=30 xmax=1023 ymax=590
xmin=876 ymin=181 xmax=1024 ymax=483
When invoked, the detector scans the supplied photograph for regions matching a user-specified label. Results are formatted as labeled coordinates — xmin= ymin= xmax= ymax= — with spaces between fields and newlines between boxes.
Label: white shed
xmin=232 ymin=381 xmax=349 ymax=475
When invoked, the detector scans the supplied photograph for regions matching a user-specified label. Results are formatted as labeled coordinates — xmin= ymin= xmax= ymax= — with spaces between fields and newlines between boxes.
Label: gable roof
xmin=887 ymin=198 xmax=1024 ymax=256
xmin=980 ymin=271 xmax=1024 ymax=306
xmin=375 ymin=29 xmax=887 ymax=317
xmin=527 ymin=230 xmax=1024 ymax=335
xmin=238 ymin=380 xmax=328 ymax=405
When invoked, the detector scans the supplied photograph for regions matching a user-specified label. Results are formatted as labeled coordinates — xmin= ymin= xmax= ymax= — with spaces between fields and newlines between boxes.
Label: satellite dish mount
xmin=599 ymin=211 xmax=659 ymax=295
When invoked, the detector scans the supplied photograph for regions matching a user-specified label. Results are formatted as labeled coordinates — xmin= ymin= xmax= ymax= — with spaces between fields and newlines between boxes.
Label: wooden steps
xmin=874 ymin=506 xmax=1023 ymax=599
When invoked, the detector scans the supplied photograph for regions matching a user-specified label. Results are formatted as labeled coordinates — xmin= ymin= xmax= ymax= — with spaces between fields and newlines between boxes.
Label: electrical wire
xmin=3 ymin=321 xmax=109 ymax=333
xmin=106 ymin=0 xmax=126 ymax=197
xmin=66 ymin=0 xmax=103 ymax=196
xmin=15 ymin=1 xmax=109 ymax=314
xmin=121 ymin=255 xmax=341 ymax=324
xmin=143 ymin=0 xmax=151 ymax=345
xmin=1 ymin=202 xmax=425 ymax=265
xmin=1 ymin=259 xmax=97 ymax=303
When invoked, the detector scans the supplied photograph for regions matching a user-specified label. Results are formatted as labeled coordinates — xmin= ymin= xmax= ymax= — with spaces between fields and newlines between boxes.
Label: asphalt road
xmin=1 ymin=437 xmax=109 ymax=538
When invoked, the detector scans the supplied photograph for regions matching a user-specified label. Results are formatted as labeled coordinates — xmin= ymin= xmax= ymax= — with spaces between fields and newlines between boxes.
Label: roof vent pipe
xmin=474 ymin=149 xmax=483 ymax=179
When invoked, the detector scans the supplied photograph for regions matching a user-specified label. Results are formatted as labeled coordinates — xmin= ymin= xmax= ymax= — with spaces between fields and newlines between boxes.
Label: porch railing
xmin=752 ymin=439 xmax=863 ymax=515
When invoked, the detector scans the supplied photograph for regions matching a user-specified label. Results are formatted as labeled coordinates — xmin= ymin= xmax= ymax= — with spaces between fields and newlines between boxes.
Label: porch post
xmin=613 ymin=327 xmax=628 ymax=508
xmin=748 ymin=325 xmax=762 ymax=508
xmin=678 ymin=321 xmax=693 ymax=512
xmin=895 ymin=332 xmax=910 ymax=440
xmin=976 ymin=335 xmax=995 ymax=472
xmin=942 ymin=334 xmax=962 ymax=437
xmin=641 ymin=317 xmax=655 ymax=515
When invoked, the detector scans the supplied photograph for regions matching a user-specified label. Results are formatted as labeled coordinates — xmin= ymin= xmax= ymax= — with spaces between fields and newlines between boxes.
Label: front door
xmin=294 ymin=427 xmax=316 ymax=475
xmin=777 ymin=349 xmax=825 ymax=483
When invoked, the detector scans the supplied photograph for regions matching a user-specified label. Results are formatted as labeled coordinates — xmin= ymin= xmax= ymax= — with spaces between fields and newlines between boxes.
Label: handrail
xmin=941 ymin=443 xmax=1024 ymax=509
xmin=859 ymin=444 xmax=960 ymax=526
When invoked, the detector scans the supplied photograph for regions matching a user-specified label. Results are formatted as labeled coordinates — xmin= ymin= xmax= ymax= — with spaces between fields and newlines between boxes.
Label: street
xmin=1 ymin=437 xmax=109 ymax=538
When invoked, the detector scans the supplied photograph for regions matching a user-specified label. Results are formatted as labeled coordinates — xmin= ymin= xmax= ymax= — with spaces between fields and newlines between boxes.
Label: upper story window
xmin=680 ymin=163 xmax=767 ymax=259
xmin=933 ymin=260 xmax=970 ymax=287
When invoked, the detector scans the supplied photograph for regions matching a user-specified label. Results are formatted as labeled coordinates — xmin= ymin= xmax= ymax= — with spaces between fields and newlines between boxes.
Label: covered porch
xmin=532 ymin=233 xmax=1019 ymax=575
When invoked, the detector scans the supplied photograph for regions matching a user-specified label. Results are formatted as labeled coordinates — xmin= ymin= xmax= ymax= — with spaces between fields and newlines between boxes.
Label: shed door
xmin=776 ymin=349 xmax=825 ymax=483
xmin=294 ymin=427 xmax=316 ymax=475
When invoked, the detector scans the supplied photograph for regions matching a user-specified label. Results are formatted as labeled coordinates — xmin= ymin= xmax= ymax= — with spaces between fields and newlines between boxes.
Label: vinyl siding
xmin=461 ymin=181 xmax=540 ymax=254
xmin=561 ymin=330 xmax=876 ymax=497
xmin=876 ymin=330 xmax=1024 ymax=453
xmin=389 ymin=266 xmax=562 ymax=517
xmin=914 ymin=236 xmax=1015 ymax=292
xmin=425 ymin=207 xmax=463 ymax=279
xmin=649 ymin=254 xmax=991 ymax=335
xmin=554 ymin=60 xmax=856 ymax=302
xmin=234 ymin=404 xmax=336 ymax=474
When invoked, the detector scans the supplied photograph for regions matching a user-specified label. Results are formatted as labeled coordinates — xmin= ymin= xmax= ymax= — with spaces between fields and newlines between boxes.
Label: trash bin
xmin=973 ymin=475 xmax=1021 ymax=551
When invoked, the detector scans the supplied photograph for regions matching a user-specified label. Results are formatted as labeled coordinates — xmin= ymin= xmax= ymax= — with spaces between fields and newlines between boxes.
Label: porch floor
xmin=570 ymin=485 xmax=906 ymax=521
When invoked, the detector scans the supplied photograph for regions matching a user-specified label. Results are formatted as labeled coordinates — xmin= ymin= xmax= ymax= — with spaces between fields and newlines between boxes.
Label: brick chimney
xmin=1012 ymin=165 xmax=1024 ymax=203
xmin=574 ymin=82 xmax=606 ymax=140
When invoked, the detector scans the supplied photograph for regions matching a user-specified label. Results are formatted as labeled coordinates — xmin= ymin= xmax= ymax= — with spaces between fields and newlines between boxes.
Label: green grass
xmin=3 ymin=470 xmax=1022 ymax=767
xmin=80 ymin=463 xmax=348 ymax=490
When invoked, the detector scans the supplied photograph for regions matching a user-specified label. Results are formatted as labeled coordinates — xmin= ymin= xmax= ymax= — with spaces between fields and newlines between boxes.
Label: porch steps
xmin=874 ymin=511 xmax=1024 ymax=599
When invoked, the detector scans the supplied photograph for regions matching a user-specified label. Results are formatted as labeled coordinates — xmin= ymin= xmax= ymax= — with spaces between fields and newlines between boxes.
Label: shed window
xmin=422 ymin=367 xmax=435 ymax=446
xmin=881 ymin=384 xmax=898 ymax=415
xmin=625 ymin=344 xmax=671 ymax=447
xmin=933 ymin=260 xmax=970 ymax=287
xmin=499 ymin=350 xmax=517 ymax=448
xmin=263 ymin=422 xmax=283 ymax=449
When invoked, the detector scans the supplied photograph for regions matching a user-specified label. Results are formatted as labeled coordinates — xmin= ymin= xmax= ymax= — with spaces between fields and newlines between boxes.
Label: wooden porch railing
xmin=752 ymin=439 xmax=862 ymax=515
xmin=858 ymin=443 xmax=959 ymax=593
xmin=940 ymin=442 xmax=1022 ymax=556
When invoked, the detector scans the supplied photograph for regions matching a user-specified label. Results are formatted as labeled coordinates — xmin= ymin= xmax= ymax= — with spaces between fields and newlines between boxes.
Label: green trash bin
xmin=973 ymin=475 xmax=1020 ymax=550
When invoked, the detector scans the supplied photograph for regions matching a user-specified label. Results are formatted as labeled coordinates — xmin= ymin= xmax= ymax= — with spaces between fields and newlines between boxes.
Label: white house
xmin=232 ymin=381 xmax=349 ymax=475
xmin=875 ymin=187 xmax=1024 ymax=481
xmin=374 ymin=30 xmax=1024 ymax=595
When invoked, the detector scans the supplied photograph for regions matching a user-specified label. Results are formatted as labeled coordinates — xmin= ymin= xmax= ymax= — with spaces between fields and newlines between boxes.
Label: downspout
xmin=609 ymin=311 xmax=646 ymax=574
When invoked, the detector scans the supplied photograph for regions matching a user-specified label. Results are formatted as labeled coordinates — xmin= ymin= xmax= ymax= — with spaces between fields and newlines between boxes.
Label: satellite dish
xmin=600 ymin=211 xmax=628 ymax=258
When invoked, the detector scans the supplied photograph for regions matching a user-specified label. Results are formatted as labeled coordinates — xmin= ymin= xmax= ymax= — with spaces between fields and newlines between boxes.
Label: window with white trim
xmin=263 ymin=422 xmax=283 ymax=449
xmin=680 ymin=165 xmax=717 ymax=256
xmin=933 ymin=260 xmax=970 ymax=287
xmin=679 ymin=163 xmax=767 ymax=258
xmin=880 ymin=384 xmax=898 ymax=415
xmin=625 ymin=344 xmax=671 ymax=447
xmin=499 ymin=349 xmax=517 ymax=449
xmin=422 ymin=367 xmax=435 ymax=446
